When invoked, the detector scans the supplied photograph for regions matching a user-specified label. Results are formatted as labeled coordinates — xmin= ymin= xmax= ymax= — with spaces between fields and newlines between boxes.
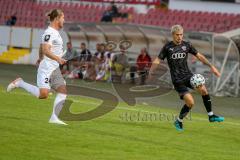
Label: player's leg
xmin=7 ymin=78 xmax=41 ymax=98
xmin=49 ymin=68 xmax=67 ymax=125
xmin=173 ymin=82 xmax=194 ymax=131
xmin=51 ymin=85 xmax=67 ymax=119
xmin=195 ymin=85 xmax=224 ymax=122
xmin=180 ymin=93 xmax=194 ymax=120
xmin=196 ymin=85 xmax=212 ymax=114
xmin=37 ymin=71 xmax=51 ymax=99
xmin=39 ymin=88 xmax=49 ymax=99
xmin=174 ymin=93 xmax=194 ymax=131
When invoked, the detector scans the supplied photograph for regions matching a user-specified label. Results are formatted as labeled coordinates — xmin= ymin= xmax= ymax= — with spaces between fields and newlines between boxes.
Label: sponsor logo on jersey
xmin=171 ymin=52 xmax=186 ymax=59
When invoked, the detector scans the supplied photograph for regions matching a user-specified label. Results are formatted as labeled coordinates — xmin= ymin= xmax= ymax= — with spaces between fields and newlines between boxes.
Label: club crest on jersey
xmin=181 ymin=46 xmax=186 ymax=51
xmin=44 ymin=35 xmax=50 ymax=42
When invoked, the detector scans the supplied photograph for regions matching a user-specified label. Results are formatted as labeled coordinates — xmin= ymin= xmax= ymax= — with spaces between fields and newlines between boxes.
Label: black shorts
xmin=173 ymin=77 xmax=194 ymax=100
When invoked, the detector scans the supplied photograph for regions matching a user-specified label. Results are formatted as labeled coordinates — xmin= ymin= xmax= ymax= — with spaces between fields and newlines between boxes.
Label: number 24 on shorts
xmin=45 ymin=78 xmax=49 ymax=84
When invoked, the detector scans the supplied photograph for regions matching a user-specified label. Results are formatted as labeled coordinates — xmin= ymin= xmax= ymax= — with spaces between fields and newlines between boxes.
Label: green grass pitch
xmin=0 ymin=64 xmax=240 ymax=160
xmin=0 ymin=86 xmax=240 ymax=160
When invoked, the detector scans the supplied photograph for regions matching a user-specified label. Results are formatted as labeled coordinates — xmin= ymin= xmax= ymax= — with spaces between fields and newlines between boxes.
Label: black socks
xmin=202 ymin=94 xmax=212 ymax=113
xmin=178 ymin=95 xmax=213 ymax=122
xmin=179 ymin=104 xmax=191 ymax=120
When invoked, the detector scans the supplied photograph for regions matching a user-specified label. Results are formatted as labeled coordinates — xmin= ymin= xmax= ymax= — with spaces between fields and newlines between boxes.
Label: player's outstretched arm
xmin=42 ymin=43 xmax=66 ymax=65
xmin=195 ymin=53 xmax=220 ymax=77
xmin=149 ymin=57 xmax=160 ymax=75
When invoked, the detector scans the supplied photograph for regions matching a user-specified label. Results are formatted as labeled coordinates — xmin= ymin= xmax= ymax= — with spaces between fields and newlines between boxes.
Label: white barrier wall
xmin=0 ymin=26 xmax=11 ymax=46
xmin=30 ymin=28 xmax=45 ymax=65
xmin=11 ymin=27 xmax=32 ymax=48
xmin=32 ymin=28 xmax=44 ymax=48
xmin=0 ymin=26 xmax=10 ymax=55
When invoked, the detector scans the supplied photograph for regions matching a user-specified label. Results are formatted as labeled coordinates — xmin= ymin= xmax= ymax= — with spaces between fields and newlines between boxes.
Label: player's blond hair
xmin=171 ymin=25 xmax=183 ymax=34
xmin=46 ymin=9 xmax=63 ymax=22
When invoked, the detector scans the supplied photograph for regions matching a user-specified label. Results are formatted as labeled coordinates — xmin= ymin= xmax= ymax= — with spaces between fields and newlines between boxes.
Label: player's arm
xmin=149 ymin=44 xmax=166 ymax=75
xmin=149 ymin=57 xmax=160 ymax=75
xmin=195 ymin=52 xmax=220 ymax=77
xmin=41 ymin=43 xmax=66 ymax=65
xmin=36 ymin=44 xmax=44 ymax=66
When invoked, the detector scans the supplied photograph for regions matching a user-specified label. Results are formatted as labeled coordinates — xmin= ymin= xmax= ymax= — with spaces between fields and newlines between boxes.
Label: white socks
xmin=49 ymin=93 xmax=67 ymax=125
xmin=208 ymin=111 xmax=214 ymax=116
xmin=17 ymin=80 xmax=40 ymax=98
xmin=51 ymin=93 xmax=67 ymax=117
xmin=16 ymin=79 xmax=67 ymax=123
xmin=177 ymin=117 xmax=183 ymax=122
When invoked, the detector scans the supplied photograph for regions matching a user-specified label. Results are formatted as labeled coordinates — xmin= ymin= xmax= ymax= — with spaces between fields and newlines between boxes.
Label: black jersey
xmin=158 ymin=41 xmax=198 ymax=84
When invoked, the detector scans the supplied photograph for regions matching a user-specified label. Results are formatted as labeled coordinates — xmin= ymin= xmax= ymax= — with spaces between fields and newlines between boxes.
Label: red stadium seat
xmin=0 ymin=0 xmax=239 ymax=33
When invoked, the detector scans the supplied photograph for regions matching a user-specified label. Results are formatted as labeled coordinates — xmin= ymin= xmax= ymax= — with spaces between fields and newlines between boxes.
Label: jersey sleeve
xmin=41 ymin=31 xmax=54 ymax=45
xmin=158 ymin=45 xmax=167 ymax=60
xmin=188 ymin=42 xmax=198 ymax=56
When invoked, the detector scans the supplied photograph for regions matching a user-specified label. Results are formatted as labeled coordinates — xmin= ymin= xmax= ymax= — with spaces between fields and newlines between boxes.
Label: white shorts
xmin=37 ymin=68 xmax=66 ymax=90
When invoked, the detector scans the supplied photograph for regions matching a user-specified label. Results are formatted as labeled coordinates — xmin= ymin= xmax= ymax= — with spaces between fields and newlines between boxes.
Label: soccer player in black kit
xmin=150 ymin=25 xmax=224 ymax=131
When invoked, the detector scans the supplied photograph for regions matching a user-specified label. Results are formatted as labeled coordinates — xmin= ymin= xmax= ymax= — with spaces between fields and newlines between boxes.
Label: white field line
xmin=1 ymin=90 xmax=240 ymax=126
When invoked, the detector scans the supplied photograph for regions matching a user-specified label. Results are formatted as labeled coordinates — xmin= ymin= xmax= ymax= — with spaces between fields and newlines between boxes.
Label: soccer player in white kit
xmin=7 ymin=9 xmax=68 ymax=125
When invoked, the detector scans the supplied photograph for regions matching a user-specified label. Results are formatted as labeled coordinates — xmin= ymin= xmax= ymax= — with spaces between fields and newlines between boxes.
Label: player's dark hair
xmin=47 ymin=9 xmax=63 ymax=22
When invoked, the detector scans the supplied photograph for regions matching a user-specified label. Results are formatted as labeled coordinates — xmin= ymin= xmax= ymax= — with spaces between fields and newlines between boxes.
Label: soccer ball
xmin=190 ymin=74 xmax=205 ymax=88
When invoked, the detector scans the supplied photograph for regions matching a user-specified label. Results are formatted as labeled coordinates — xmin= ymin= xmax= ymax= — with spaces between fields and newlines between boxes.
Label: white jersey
xmin=38 ymin=26 xmax=63 ymax=74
